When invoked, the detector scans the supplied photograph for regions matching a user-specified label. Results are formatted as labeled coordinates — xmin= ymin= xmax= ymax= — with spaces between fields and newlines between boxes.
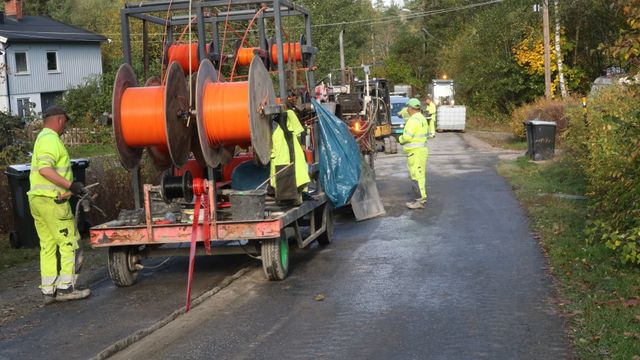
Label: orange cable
xmin=230 ymin=6 xmax=267 ymax=80
xmin=217 ymin=0 xmax=233 ymax=81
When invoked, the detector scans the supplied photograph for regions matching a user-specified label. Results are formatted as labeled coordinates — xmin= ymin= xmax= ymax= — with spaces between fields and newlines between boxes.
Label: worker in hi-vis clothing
xmin=28 ymin=105 xmax=90 ymax=305
xmin=397 ymin=106 xmax=411 ymax=121
xmin=424 ymin=96 xmax=437 ymax=138
xmin=398 ymin=98 xmax=430 ymax=209
xmin=270 ymin=109 xmax=311 ymax=203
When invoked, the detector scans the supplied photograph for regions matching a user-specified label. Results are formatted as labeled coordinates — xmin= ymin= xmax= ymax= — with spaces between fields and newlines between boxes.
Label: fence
xmin=16 ymin=125 xmax=96 ymax=146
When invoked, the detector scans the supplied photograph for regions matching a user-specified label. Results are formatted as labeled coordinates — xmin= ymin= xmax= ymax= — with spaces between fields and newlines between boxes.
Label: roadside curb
xmin=90 ymin=266 xmax=253 ymax=360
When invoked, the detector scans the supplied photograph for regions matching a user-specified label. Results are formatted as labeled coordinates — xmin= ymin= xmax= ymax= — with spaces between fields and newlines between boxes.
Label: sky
xmin=375 ymin=0 xmax=405 ymax=7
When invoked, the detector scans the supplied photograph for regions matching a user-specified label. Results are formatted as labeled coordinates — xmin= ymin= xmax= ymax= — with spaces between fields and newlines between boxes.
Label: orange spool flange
xmin=195 ymin=57 xmax=275 ymax=167
xmin=113 ymin=62 xmax=192 ymax=170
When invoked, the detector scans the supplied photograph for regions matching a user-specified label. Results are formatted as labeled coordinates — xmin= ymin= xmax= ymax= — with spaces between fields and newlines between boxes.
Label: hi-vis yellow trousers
xmin=28 ymin=196 xmax=79 ymax=295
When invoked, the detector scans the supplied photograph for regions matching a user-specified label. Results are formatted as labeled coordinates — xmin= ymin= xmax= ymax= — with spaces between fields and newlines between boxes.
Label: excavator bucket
xmin=350 ymin=157 xmax=385 ymax=221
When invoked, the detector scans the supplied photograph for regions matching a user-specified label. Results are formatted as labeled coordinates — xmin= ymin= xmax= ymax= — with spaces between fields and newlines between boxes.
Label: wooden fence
xmin=17 ymin=126 xmax=95 ymax=146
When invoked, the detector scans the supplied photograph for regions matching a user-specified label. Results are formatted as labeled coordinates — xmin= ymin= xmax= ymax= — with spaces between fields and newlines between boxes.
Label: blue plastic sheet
xmin=312 ymin=99 xmax=361 ymax=207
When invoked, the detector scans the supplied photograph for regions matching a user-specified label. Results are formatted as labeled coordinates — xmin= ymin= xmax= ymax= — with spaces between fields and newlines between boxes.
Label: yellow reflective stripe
xmin=404 ymin=142 xmax=427 ymax=149
xmin=402 ymin=130 xmax=427 ymax=139
xmin=36 ymin=154 xmax=56 ymax=164
xmin=31 ymin=165 xmax=71 ymax=172
xmin=30 ymin=184 xmax=66 ymax=191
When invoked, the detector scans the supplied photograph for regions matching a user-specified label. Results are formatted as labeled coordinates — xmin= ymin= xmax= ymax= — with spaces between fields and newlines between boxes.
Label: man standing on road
xmin=28 ymin=105 xmax=90 ymax=305
xmin=398 ymin=98 xmax=429 ymax=209
xmin=424 ymin=96 xmax=437 ymax=138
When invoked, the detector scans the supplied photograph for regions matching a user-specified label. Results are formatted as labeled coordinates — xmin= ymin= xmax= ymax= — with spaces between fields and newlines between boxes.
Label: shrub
xmin=564 ymin=84 xmax=640 ymax=264
xmin=509 ymin=97 xmax=578 ymax=140
xmin=60 ymin=74 xmax=113 ymax=127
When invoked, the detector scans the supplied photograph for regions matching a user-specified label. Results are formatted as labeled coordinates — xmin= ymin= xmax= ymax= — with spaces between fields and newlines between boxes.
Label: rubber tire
xmin=316 ymin=204 xmax=334 ymax=246
xmin=108 ymin=246 xmax=139 ymax=287
xmin=389 ymin=136 xmax=398 ymax=154
xmin=9 ymin=231 xmax=20 ymax=249
xmin=384 ymin=137 xmax=391 ymax=154
xmin=261 ymin=232 xmax=289 ymax=281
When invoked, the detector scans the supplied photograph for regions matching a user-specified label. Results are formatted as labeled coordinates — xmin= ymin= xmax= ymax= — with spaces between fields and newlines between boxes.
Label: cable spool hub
xmin=196 ymin=57 xmax=275 ymax=167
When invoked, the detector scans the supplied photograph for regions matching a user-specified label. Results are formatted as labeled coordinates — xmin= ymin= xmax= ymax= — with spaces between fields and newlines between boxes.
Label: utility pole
xmin=542 ymin=0 xmax=552 ymax=99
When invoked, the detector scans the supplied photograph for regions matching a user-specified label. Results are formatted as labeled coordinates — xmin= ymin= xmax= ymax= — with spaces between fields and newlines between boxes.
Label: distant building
xmin=0 ymin=0 xmax=106 ymax=117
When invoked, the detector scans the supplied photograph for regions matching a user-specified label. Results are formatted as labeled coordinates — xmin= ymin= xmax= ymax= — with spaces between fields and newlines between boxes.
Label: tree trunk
xmin=554 ymin=0 xmax=567 ymax=98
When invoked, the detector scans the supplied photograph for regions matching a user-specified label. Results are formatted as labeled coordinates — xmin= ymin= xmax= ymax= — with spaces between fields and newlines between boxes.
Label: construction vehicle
xmin=314 ymin=31 xmax=397 ymax=175
xmin=429 ymin=78 xmax=466 ymax=131
xmin=89 ymin=1 xmax=353 ymax=309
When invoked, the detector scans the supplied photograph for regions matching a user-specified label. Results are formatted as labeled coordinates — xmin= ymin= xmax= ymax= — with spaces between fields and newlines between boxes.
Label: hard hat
xmin=406 ymin=98 xmax=421 ymax=109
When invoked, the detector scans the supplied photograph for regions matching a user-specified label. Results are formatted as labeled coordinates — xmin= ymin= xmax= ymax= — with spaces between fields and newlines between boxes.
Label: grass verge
xmin=67 ymin=143 xmax=115 ymax=158
xmin=0 ymin=233 xmax=39 ymax=272
xmin=498 ymin=156 xmax=640 ymax=360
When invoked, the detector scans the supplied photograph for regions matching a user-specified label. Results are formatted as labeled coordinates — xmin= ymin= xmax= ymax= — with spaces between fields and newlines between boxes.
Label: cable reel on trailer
xmin=267 ymin=34 xmax=315 ymax=70
xmin=233 ymin=39 xmax=269 ymax=69
xmin=195 ymin=56 xmax=278 ymax=168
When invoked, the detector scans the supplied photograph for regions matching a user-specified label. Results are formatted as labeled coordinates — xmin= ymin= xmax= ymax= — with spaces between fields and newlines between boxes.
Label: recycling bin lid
xmin=4 ymin=163 xmax=31 ymax=176
xmin=71 ymin=158 xmax=90 ymax=168
xmin=527 ymin=120 xmax=557 ymax=126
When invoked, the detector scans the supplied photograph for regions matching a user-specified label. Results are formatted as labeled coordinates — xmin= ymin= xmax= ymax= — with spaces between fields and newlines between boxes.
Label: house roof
xmin=0 ymin=15 xmax=107 ymax=43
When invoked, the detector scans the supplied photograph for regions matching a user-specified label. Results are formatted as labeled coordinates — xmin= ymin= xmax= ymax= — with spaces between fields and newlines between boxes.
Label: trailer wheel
xmin=261 ymin=232 xmax=289 ymax=281
xmin=108 ymin=246 xmax=140 ymax=287
xmin=316 ymin=204 xmax=334 ymax=246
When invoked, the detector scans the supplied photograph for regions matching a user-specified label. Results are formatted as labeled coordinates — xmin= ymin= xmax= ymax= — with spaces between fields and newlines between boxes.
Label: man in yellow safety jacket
xmin=424 ymin=96 xmax=436 ymax=138
xmin=28 ymin=105 xmax=90 ymax=305
xmin=398 ymin=98 xmax=430 ymax=209
xmin=270 ymin=109 xmax=310 ymax=203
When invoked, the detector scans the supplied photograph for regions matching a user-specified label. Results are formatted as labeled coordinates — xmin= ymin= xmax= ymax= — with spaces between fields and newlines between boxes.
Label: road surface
xmin=108 ymin=133 xmax=570 ymax=359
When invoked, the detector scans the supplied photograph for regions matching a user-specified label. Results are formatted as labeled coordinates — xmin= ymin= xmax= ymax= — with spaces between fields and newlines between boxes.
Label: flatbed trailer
xmin=90 ymin=181 xmax=333 ymax=286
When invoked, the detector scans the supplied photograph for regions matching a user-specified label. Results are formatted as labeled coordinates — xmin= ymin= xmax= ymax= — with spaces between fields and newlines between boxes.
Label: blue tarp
xmin=312 ymin=99 xmax=361 ymax=207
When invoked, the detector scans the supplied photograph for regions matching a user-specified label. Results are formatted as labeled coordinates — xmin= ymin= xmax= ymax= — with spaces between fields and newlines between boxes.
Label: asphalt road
xmin=108 ymin=133 xmax=570 ymax=360
xmin=0 ymin=250 xmax=250 ymax=359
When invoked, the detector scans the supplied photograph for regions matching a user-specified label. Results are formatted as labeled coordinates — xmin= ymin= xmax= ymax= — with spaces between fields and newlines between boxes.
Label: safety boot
xmin=405 ymin=200 xmax=425 ymax=209
xmin=55 ymin=287 xmax=91 ymax=302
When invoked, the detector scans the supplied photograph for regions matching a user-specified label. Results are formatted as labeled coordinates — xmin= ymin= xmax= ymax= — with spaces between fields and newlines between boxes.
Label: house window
xmin=17 ymin=98 xmax=32 ymax=117
xmin=15 ymin=52 xmax=28 ymax=74
xmin=46 ymin=51 xmax=59 ymax=72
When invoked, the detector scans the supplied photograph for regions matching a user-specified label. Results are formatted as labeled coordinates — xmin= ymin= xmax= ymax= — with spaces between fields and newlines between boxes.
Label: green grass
xmin=67 ymin=144 xmax=115 ymax=158
xmin=498 ymin=156 xmax=640 ymax=360
xmin=0 ymin=234 xmax=39 ymax=272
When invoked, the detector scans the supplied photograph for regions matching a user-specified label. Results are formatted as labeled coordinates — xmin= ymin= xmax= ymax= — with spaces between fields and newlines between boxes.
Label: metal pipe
xmin=273 ymin=0 xmax=287 ymax=101
xmin=121 ymin=12 xmax=131 ymax=65
xmin=305 ymin=13 xmax=315 ymax=88
xmin=339 ymin=30 xmax=346 ymax=85
xmin=196 ymin=4 xmax=207 ymax=61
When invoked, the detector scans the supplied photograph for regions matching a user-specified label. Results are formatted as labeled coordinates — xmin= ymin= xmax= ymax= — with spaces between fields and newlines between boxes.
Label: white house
xmin=0 ymin=0 xmax=106 ymax=117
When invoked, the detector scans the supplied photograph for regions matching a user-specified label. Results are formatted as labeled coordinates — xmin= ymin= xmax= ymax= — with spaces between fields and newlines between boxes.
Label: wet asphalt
xmin=108 ymin=133 xmax=570 ymax=360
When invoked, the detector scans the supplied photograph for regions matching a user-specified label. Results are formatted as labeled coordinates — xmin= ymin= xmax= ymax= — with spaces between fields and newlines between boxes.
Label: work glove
xmin=69 ymin=181 xmax=87 ymax=197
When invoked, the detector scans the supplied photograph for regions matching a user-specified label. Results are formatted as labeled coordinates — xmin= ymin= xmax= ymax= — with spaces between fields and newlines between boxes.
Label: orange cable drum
xmin=270 ymin=42 xmax=302 ymax=65
xmin=195 ymin=58 xmax=274 ymax=168
xmin=236 ymin=47 xmax=260 ymax=67
xmin=120 ymin=86 xmax=167 ymax=147
xmin=202 ymin=81 xmax=252 ymax=147
xmin=168 ymin=43 xmax=211 ymax=74
xmin=113 ymin=62 xmax=191 ymax=170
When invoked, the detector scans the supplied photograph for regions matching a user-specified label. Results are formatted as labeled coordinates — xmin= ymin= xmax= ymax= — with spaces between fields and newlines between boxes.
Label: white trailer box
xmin=436 ymin=105 xmax=466 ymax=131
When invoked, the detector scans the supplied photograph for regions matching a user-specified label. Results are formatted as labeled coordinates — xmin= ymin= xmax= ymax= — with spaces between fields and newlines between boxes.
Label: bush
xmin=0 ymin=112 xmax=31 ymax=164
xmin=509 ymin=97 xmax=578 ymax=140
xmin=564 ymin=84 xmax=640 ymax=264
xmin=60 ymin=73 xmax=113 ymax=127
